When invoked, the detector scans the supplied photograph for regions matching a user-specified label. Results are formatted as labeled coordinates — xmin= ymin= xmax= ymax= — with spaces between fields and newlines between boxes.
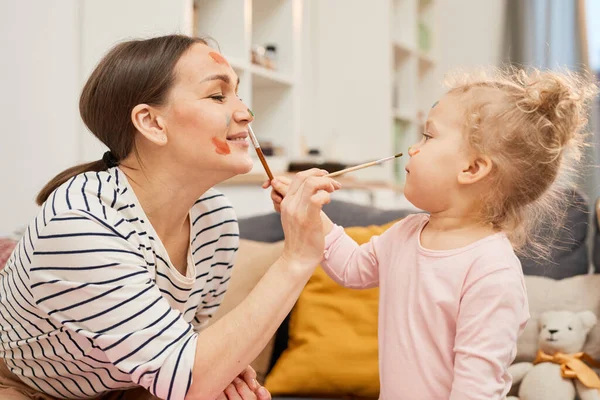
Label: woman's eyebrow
xmin=200 ymin=74 xmax=240 ymax=88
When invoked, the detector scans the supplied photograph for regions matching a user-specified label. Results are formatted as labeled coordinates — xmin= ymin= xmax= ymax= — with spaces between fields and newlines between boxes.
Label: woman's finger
xmin=232 ymin=377 xmax=257 ymax=400
xmin=286 ymin=169 xmax=327 ymax=198
xmin=216 ymin=391 xmax=228 ymax=400
xmin=240 ymin=366 xmax=258 ymax=391
xmin=224 ymin=383 xmax=242 ymax=400
xmin=256 ymin=386 xmax=271 ymax=400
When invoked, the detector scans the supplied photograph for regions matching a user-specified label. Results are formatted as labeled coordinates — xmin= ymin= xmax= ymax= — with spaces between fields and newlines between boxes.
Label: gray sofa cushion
xmin=238 ymin=199 xmax=412 ymax=243
xmin=518 ymin=188 xmax=590 ymax=279
xmin=239 ymin=190 xmax=591 ymax=280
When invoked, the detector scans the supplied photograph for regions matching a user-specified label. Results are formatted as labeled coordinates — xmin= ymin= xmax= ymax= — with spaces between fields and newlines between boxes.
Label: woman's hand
xmin=215 ymin=366 xmax=271 ymax=400
xmin=275 ymin=169 xmax=341 ymax=268
xmin=263 ymin=173 xmax=336 ymax=237
xmin=262 ymin=176 xmax=291 ymax=213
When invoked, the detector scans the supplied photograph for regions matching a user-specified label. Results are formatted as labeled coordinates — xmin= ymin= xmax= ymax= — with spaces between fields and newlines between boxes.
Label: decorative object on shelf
xmin=251 ymin=44 xmax=278 ymax=70
xmin=251 ymin=45 xmax=266 ymax=68
xmin=264 ymin=44 xmax=277 ymax=70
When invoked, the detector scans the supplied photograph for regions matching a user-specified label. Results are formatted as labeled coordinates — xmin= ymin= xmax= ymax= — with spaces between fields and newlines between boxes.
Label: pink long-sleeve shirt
xmin=322 ymin=214 xmax=529 ymax=400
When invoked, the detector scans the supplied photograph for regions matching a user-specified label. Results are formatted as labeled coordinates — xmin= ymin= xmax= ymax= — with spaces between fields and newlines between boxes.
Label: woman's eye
xmin=210 ymin=95 xmax=226 ymax=102
xmin=422 ymin=133 xmax=432 ymax=141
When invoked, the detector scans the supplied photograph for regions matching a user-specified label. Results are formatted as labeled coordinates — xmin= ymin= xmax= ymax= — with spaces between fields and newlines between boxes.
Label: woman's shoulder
xmin=37 ymin=168 xmax=140 ymax=235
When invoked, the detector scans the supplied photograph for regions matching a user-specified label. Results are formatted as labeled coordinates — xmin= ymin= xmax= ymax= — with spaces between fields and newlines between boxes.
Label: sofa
xmin=1 ymin=189 xmax=597 ymax=399
xmin=212 ymin=188 xmax=600 ymax=400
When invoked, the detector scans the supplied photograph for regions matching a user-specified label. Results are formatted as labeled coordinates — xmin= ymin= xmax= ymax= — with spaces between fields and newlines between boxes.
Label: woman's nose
xmin=233 ymin=106 xmax=254 ymax=123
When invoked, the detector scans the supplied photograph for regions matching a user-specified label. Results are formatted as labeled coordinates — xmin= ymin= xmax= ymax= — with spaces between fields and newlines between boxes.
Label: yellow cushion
xmin=264 ymin=221 xmax=398 ymax=399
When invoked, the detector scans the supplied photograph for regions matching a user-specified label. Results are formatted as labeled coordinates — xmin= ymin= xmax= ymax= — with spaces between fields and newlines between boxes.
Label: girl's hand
xmin=276 ymin=169 xmax=342 ymax=268
xmin=262 ymin=176 xmax=292 ymax=213
xmin=216 ymin=366 xmax=271 ymax=400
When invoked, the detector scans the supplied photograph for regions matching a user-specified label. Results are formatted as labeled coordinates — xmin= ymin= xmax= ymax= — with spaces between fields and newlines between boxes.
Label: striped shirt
xmin=0 ymin=167 xmax=239 ymax=400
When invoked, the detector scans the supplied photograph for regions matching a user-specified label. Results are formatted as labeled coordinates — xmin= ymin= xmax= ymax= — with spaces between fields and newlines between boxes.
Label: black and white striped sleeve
xmin=29 ymin=210 xmax=197 ymax=400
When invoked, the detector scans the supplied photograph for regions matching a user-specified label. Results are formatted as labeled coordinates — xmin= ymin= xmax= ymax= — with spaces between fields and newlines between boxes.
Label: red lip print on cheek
xmin=212 ymin=137 xmax=231 ymax=155
xmin=209 ymin=52 xmax=230 ymax=67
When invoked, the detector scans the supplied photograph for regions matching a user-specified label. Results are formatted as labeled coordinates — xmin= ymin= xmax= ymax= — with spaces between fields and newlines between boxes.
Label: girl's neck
xmin=421 ymin=210 xmax=498 ymax=251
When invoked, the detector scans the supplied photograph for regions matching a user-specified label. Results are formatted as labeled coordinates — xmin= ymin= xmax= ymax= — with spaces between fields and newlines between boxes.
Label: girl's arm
xmin=319 ymin=224 xmax=382 ymax=289
xmin=449 ymin=266 xmax=528 ymax=400
xmin=269 ymin=177 xmax=401 ymax=290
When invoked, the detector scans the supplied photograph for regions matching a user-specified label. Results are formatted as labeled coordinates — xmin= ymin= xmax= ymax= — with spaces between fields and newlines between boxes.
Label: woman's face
xmin=158 ymin=43 xmax=254 ymax=179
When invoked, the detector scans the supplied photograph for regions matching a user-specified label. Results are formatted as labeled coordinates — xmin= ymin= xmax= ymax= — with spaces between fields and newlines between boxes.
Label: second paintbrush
xmin=326 ymin=153 xmax=403 ymax=178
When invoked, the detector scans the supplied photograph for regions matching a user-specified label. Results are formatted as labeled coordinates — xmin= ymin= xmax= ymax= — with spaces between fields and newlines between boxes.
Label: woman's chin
xmin=230 ymin=157 xmax=254 ymax=175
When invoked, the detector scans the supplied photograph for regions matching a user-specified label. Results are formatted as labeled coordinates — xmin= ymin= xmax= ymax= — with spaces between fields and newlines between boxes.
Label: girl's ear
xmin=458 ymin=154 xmax=492 ymax=185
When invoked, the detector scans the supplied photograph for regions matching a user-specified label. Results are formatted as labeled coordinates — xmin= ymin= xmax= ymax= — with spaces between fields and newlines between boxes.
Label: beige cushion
xmin=211 ymin=239 xmax=285 ymax=383
xmin=517 ymin=274 xmax=600 ymax=362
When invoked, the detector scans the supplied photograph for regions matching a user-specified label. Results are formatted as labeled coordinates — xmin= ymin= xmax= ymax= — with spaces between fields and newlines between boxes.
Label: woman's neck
xmin=118 ymin=159 xmax=218 ymax=242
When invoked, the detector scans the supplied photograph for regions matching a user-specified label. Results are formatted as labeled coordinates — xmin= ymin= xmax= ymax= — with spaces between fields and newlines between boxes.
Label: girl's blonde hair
xmin=445 ymin=66 xmax=598 ymax=257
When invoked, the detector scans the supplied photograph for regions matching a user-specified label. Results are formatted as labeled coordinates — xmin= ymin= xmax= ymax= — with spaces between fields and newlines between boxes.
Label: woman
xmin=0 ymin=35 xmax=341 ymax=400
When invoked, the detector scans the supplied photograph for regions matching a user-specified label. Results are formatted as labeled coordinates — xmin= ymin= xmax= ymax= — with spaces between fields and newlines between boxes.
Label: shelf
xmin=250 ymin=64 xmax=294 ymax=88
xmin=220 ymin=172 xmax=403 ymax=192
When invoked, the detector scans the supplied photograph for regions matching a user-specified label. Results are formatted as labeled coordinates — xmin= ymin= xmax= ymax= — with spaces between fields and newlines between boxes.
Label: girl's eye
xmin=422 ymin=132 xmax=432 ymax=141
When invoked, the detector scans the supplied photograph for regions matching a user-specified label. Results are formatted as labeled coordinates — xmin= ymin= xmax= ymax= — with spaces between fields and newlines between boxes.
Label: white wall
xmin=432 ymin=0 xmax=507 ymax=99
xmin=0 ymin=1 xmax=81 ymax=235
xmin=0 ymin=0 xmax=191 ymax=235
xmin=79 ymin=0 xmax=192 ymax=161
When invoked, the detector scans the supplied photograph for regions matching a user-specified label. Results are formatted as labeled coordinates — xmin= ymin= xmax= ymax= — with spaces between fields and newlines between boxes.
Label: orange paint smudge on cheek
xmin=209 ymin=52 xmax=230 ymax=67
xmin=212 ymin=137 xmax=231 ymax=155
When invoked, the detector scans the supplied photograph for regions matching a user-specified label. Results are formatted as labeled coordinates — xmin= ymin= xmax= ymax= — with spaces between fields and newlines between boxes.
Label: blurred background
xmin=1 ymin=0 xmax=599 ymax=235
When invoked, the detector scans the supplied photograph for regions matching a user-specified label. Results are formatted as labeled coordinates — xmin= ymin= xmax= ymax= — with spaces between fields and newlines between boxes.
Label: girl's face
xmin=157 ymin=43 xmax=254 ymax=179
xmin=404 ymin=93 xmax=474 ymax=212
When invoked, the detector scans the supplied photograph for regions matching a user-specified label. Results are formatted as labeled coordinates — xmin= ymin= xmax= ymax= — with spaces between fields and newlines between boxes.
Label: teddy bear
xmin=507 ymin=310 xmax=600 ymax=400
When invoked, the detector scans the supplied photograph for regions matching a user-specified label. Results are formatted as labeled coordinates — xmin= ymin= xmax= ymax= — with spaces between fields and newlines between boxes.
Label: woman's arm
xmin=187 ymin=169 xmax=341 ymax=400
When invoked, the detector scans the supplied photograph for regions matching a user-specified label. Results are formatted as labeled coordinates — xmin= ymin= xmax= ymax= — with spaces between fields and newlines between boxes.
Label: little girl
xmin=267 ymin=67 xmax=598 ymax=399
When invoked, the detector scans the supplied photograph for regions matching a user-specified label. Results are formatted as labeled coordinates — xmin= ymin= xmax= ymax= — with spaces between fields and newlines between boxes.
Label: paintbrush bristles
xmin=325 ymin=153 xmax=404 ymax=178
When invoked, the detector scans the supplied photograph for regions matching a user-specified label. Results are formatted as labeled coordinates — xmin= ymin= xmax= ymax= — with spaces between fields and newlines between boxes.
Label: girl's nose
xmin=408 ymin=146 xmax=420 ymax=157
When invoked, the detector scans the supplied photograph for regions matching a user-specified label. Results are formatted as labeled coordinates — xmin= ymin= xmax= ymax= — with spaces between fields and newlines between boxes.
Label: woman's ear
xmin=131 ymin=104 xmax=168 ymax=146
xmin=457 ymin=154 xmax=493 ymax=185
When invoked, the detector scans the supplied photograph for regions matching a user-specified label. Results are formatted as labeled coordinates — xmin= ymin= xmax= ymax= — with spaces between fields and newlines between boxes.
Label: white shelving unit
xmin=73 ymin=0 xmax=437 ymax=216
xmin=391 ymin=0 xmax=437 ymax=185
xmin=192 ymin=0 xmax=303 ymax=174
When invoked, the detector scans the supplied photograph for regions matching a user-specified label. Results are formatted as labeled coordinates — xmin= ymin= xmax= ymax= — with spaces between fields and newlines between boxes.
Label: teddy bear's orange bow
xmin=534 ymin=350 xmax=600 ymax=389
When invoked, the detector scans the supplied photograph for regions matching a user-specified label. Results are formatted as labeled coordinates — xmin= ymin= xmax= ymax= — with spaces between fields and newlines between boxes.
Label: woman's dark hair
xmin=36 ymin=34 xmax=207 ymax=205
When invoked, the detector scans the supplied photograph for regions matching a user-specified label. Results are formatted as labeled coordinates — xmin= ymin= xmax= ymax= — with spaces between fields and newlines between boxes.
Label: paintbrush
xmin=326 ymin=153 xmax=403 ymax=178
xmin=248 ymin=125 xmax=274 ymax=181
